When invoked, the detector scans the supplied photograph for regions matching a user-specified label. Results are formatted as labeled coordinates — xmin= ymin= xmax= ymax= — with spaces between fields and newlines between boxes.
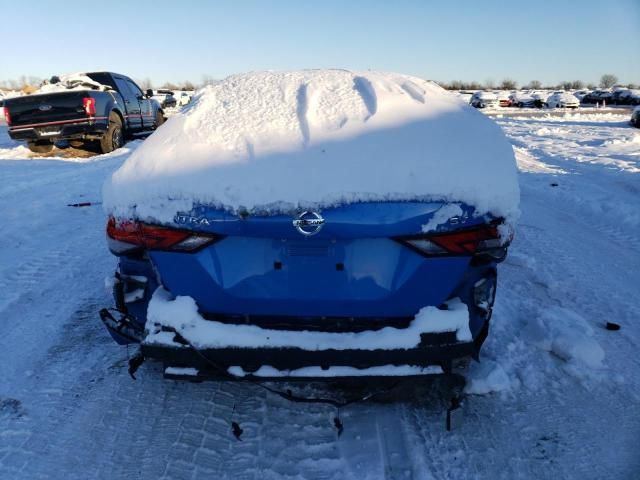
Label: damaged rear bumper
xmin=141 ymin=331 xmax=478 ymax=380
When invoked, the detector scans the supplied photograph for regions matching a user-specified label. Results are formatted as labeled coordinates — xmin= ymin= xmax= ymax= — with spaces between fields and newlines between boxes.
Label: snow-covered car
xmin=581 ymin=90 xmax=612 ymax=105
xmin=101 ymin=70 xmax=519 ymax=380
xmin=470 ymin=91 xmax=499 ymax=108
xmin=573 ymin=89 xmax=590 ymax=100
xmin=531 ymin=92 xmax=549 ymax=108
xmin=631 ymin=106 xmax=640 ymax=128
xmin=546 ymin=92 xmax=580 ymax=109
xmin=612 ymin=89 xmax=640 ymax=105
xmin=509 ymin=92 xmax=537 ymax=108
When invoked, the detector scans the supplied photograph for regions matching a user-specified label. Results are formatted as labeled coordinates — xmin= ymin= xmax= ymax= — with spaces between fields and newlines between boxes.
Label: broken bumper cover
xmin=132 ymin=290 xmax=484 ymax=379
xmin=141 ymin=332 xmax=477 ymax=378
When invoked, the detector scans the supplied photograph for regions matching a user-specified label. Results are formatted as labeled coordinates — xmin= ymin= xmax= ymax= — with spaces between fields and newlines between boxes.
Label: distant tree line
xmin=0 ymin=75 xmax=200 ymax=92
xmin=1 ymin=73 xmax=636 ymax=93
xmin=439 ymin=74 xmax=637 ymax=91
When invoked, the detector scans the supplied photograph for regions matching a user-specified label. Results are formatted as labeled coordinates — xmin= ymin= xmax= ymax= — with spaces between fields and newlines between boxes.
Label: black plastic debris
xmin=605 ymin=322 xmax=621 ymax=331
xmin=127 ymin=351 xmax=145 ymax=380
xmin=231 ymin=422 xmax=243 ymax=441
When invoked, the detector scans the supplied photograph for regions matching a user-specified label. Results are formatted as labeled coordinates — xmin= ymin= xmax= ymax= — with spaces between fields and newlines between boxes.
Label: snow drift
xmin=103 ymin=70 xmax=519 ymax=223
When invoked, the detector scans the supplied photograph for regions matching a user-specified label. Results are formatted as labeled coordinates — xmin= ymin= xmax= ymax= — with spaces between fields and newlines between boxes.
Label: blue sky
xmin=2 ymin=0 xmax=639 ymax=87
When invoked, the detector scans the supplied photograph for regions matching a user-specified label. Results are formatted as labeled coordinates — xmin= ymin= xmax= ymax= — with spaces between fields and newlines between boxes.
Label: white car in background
xmin=455 ymin=91 xmax=473 ymax=104
xmin=176 ymin=91 xmax=193 ymax=106
xmin=470 ymin=91 xmax=499 ymax=108
xmin=152 ymin=90 xmax=177 ymax=109
xmin=547 ymin=92 xmax=580 ymax=109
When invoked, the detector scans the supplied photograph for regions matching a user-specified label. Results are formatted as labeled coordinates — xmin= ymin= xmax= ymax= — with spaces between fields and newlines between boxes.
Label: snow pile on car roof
xmin=36 ymin=73 xmax=109 ymax=94
xmin=104 ymin=70 xmax=519 ymax=222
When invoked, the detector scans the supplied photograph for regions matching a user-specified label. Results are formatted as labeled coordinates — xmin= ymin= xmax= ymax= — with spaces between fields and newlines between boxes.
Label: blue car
xmin=100 ymin=70 xmax=517 ymax=380
xmin=102 ymin=202 xmax=509 ymax=378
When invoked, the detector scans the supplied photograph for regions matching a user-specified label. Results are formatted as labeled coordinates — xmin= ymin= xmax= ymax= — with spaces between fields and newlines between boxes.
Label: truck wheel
xmin=27 ymin=141 xmax=54 ymax=154
xmin=100 ymin=113 xmax=124 ymax=154
xmin=154 ymin=111 xmax=165 ymax=129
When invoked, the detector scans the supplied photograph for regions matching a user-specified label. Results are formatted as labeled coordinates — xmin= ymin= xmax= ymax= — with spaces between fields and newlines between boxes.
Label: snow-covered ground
xmin=0 ymin=112 xmax=638 ymax=479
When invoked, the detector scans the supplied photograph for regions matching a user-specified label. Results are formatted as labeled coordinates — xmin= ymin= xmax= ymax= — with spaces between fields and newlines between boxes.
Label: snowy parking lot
xmin=0 ymin=111 xmax=639 ymax=479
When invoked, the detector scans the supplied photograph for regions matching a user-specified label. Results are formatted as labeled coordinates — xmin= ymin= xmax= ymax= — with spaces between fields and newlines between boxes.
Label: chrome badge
xmin=38 ymin=104 xmax=53 ymax=111
xmin=293 ymin=211 xmax=325 ymax=236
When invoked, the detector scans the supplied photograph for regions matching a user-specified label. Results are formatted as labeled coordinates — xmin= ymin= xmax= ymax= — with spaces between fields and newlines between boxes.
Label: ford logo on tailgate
xmin=38 ymin=104 xmax=53 ymax=111
xmin=293 ymin=211 xmax=325 ymax=236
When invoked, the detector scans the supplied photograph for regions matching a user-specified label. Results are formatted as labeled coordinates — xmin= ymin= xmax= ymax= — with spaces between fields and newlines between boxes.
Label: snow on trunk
xmin=103 ymin=70 xmax=519 ymax=224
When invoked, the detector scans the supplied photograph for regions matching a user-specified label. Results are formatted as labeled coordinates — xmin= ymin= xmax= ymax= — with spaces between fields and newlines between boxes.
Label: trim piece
xmin=9 ymin=116 xmax=108 ymax=130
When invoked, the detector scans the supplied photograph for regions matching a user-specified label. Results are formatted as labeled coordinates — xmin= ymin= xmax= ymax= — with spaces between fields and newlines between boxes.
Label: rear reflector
xmin=83 ymin=97 xmax=96 ymax=116
xmin=396 ymin=222 xmax=510 ymax=257
xmin=2 ymin=106 xmax=10 ymax=125
xmin=106 ymin=217 xmax=222 ymax=255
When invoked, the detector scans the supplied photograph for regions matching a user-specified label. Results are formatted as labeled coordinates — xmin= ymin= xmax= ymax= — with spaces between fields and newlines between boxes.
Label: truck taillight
xmin=106 ymin=217 xmax=223 ymax=255
xmin=2 ymin=106 xmax=10 ymax=125
xmin=83 ymin=97 xmax=96 ymax=116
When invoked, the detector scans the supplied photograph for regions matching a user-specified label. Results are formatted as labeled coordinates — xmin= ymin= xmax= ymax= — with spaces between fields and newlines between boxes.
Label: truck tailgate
xmin=5 ymin=91 xmax=95 ymax=127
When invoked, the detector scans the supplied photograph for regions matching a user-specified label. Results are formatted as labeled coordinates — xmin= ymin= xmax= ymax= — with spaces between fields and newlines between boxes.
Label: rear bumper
xmin=142 ymin=333 xmax=477 ymax=378
xmin=137 ymin=294 xmax=487 ymax=378
xmin=8 ymin=118 xmax=108 ymax=141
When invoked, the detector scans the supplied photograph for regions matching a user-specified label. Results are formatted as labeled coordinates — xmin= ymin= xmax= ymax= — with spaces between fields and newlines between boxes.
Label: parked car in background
xmin=546 ymin=92 xmax=580 ymax=109
xmin=610 ymin=89 xmax=630 ymax=105
xmin=612 ymin=89 xmax=640 ymax=105
xmin=177 ymin=91 xmax=192 ymax=106
xmin=152 ymin=90 xmax=177 ymax=109
xmin=454 ymin=91 xmax=473 ymax=104
xmin=531 ymin=92 xmax=549 ymax=108
xmin=470 ymin=91 xmax=499 ymax=108
xmin=509 ymin=92 xmax=536 ymax=108
xmin=497 ymin=92 xmax=512 ymax=107
xmin=573 ymin=89 xmax=590 ymax=100
xmin=581 ymin=90 xmax=612 ymax=106
xmin=2 ymin=72 xmax=165 ymax=154
xmin=628 ymin=91 xmax=640 ymax=106
xmin=631 ymin=106 xmax=640 ymax=128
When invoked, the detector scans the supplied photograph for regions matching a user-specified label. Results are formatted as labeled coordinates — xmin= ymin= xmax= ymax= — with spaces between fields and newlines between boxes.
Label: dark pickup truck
xmin=2 ymin=72 xmax=164 ymax=154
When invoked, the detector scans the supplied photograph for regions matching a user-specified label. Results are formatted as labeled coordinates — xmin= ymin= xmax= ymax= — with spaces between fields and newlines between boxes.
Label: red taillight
xmin=430 ymin=224 xmax=499 ymax=255
xmin=396 ymin=222 xmax=510 ymax=258
xmin=83 ymin=97 xmax=96 ymax=116
xmin=106 ymin=217 xmax=222 ymax=255
xmin=2 ymin=106 xmax=10 ymax=125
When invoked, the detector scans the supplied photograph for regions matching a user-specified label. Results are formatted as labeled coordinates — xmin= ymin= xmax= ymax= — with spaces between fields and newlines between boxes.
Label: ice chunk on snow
xmin=164 ymin=366 xmax=199 ymax=377
xmin=525 ymin=306 xmax=605 ymax=369
xmin=465 ymin=359 xmax=515 ymax=395
xmin=144 ymin=287 xmax=472 ymax=350
xmin=103 ymin=70 xmax=519 ymax=224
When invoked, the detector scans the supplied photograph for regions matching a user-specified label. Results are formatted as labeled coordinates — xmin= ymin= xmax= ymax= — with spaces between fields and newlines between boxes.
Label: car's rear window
xmin=86 ymin=73 xmax=117 ymax=91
